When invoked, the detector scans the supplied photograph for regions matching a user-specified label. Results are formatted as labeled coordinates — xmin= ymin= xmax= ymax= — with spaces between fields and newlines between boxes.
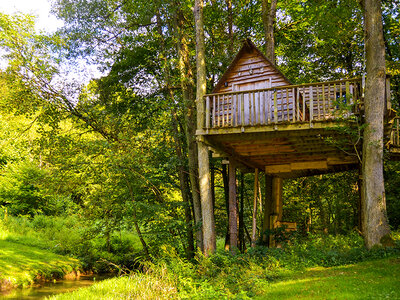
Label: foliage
xmin=49 ymin=233 xmax=400 ymax=299
xmin=0 ymin=212 xmax=144 ymax=272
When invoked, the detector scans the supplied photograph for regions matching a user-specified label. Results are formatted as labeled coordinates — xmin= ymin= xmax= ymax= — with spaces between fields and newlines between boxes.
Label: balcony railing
xmin=390 ymin=117 xmax=400 ymax=147
xmin=203 ymin=78 xmax=363 ymax=130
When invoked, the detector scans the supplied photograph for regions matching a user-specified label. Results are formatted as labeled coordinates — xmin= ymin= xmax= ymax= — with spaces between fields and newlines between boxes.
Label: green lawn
xmin=49 ymin=256 xmax=400 ymax=299
xmin=256 ymin=257 xmax=400 ymax=299
xmin=0 ymin=239 xmax=81 ymax=289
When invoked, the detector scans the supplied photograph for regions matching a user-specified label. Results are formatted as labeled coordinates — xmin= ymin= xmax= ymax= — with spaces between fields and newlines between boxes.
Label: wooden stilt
xmin=262 ymin=175 xmax=273 ymax=245
xmin=228 ymin=158 xmax=238 ymax=253
xmin=270 ymin=177 xmax=283 ymax=247
xmin=251 ymin=169 xmax=259 ymax=247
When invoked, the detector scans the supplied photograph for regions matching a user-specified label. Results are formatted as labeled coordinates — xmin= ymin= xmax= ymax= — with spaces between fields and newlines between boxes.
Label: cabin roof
xmin=212 ymin=39 xmax=292 ymax=93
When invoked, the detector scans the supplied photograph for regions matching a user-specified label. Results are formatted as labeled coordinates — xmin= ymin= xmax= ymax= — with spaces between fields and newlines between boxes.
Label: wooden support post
xmin=251 ymin=168 xmax=259 ymax=247
xmin=269 ymin=177 xmax=283 ymax=247
xmin=272 ymin=177 xmax=283 ymax=220
xmin=262 ymin=175 xmax=273 ymax=245
xmin=229 ymin=159 xmax=238 ymax=253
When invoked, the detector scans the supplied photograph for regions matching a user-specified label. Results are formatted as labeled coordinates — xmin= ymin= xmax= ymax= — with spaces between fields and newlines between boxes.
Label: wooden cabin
xmin=197 ymin=39 xmax=400 ymax=246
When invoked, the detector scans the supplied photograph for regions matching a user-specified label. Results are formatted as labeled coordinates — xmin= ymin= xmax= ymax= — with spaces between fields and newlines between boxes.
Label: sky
xmin=0 ymin=0 xmax=63 ymax=32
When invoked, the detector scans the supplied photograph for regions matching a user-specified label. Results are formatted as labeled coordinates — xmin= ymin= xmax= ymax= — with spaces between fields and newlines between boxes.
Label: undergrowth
xmin=0 ymin=212 xmax=144 ymax=272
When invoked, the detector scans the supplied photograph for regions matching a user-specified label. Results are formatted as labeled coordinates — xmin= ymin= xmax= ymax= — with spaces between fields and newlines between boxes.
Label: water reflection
xmin=0 ymin=274 xmax=112 ymax=299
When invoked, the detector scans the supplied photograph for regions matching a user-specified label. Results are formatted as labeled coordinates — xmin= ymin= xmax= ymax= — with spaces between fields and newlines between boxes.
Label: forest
xmin=0 ymin=0 xmax=400 ymax=299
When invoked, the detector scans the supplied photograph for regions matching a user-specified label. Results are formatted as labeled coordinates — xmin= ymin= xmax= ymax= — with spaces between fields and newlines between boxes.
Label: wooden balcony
xmin=197 ymin=78 xmax=395 ymax=177
xmin=199 ymin=78 xmax=363 ymax=135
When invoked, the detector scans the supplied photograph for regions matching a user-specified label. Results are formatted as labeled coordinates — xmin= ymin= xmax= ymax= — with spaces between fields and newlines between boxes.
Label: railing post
xmin=205 ymin=96 xmax=210 ymax=129
xmin=309 ymin=85 xmax=313 ymax=125
xmin=274 ymin=89 xmax=278 ymax=123
xmin=241 ymin=92 xmax=245 ymax=127
xmin=212 ymin=95 xmax=216 ymax=128
xmin=286 ymin=88 xmax=290 ymax=122
xmin=322 ymin=85 xmax=326 ymax=119
xmin=316 ymin=85 xmax=320 ymax=120
xmin=302 ymin=86 xmax=306 ymax=121
xmin=217 ymin=95 xmax=220 ymax=127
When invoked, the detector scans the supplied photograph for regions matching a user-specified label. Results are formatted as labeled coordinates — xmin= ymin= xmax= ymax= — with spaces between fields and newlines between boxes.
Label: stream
xmin=0 ymin=274 xmax=113 ymax=299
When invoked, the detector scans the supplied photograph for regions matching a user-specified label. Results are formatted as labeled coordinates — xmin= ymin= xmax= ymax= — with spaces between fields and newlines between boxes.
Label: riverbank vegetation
xmin=49 ymin=242 xmax=400 ymax=299
xmin=0 ymin=239 xmax=80 ymax=290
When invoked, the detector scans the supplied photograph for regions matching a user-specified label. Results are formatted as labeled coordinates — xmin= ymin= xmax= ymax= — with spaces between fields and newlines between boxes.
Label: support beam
xmin=270 ymin=177 xmax=283 ymax=247
xmin=228 ymin=158 xmax=238 ymax=253
xmin=262 ymin=175 xmax=273 ymax=245
xmin=272 ymin=177 xmax=283 ymax=220
xmin=251 ymin=168 xmax=259 ymax=247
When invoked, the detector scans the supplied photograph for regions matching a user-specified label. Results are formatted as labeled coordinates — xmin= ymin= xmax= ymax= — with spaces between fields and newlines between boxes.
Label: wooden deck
xmin=197 ymin=78 xmax=397 ymax=177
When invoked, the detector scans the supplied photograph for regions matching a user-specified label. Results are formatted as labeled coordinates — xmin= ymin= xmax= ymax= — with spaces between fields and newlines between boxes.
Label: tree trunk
xmin=228 ymin=159 xmax=238 ymax=253
xmin=170 ymin=112 xmax=195 ymax=259
xmin=261 ymin=0 xmax=278 ymax=64
xmin=226 ymin=0 xmax=234 ymax=56
xmin=222 ymin=164 xmax=230 ymax=250
xmin=126 ymin=181 xmax=150 ymax=260
xmin=157 ymin=12 xmax=195 ymax=259
xmin=361 ymin=0 xmax=391 ymax=248
xmin=195 ymin=0 xmax=216 ymax=255
xmin=175 ymin=7 xmax=203 ymax=251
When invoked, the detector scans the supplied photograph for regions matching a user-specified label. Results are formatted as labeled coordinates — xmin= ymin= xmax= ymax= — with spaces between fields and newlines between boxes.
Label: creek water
xmin=0 ymin=274 xmax=113 ymax=300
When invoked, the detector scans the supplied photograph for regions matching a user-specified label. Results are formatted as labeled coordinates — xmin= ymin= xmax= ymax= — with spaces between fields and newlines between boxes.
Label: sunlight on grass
xmin=255 ymin=258 xmax=400 ymax=299
xmin=0 ymin=240 xmax=81 ymax=289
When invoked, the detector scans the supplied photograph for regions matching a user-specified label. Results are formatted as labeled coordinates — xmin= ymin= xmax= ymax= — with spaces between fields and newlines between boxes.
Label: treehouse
xmin=196 ymin=39 xmax=400 ymax=246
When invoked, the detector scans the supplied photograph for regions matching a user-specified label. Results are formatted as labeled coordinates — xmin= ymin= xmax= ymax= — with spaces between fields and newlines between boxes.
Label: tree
xmin=195 ymin=0 xmax=216 ymax=255
xmin=262 ymin=0 xmax=278 ymax=63
xmin=361 ymin=0 xmax=391 ymax=248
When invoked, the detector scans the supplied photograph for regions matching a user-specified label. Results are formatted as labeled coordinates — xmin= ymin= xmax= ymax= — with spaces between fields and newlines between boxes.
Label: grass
xmin=48 ymin=256 xmax=400 ymax=300
xmin=0 ymin=239 xmax=81 ymax=290
xmin=255 ymin=257 xmax=400 ymax=299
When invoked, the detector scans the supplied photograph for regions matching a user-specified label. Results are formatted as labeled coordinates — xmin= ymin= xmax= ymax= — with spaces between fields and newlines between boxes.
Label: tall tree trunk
xmin=261 ymin=0 xmax=278 ymax=64
xmin=195 ymin=0 xmax=216 ymax=255
xmin=171 ymin=112 xmax=195 ymax=259
xmin=175 ymin=7 xmax=203 ymax=251
xmin=157 ymin=12 xmax=195 ymax=259
xmin=226 ymin=0 xmax=234 ymax=56
xmin=361 ymin=0 xmax=391 ymax=248
xmin=126 ymin=181 xmax=150 ymax=260
xmin=222 ymin=164 xmax=230 ymax=250
xmin=228 ymin=159 xmax=238 ymax=253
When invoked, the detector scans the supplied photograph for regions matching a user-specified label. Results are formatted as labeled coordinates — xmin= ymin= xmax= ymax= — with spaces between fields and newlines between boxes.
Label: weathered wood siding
xmin=213 ymin=47 xmax=291 ymax=126
xmin=214 ymin=48 xmax=290 ymax=94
